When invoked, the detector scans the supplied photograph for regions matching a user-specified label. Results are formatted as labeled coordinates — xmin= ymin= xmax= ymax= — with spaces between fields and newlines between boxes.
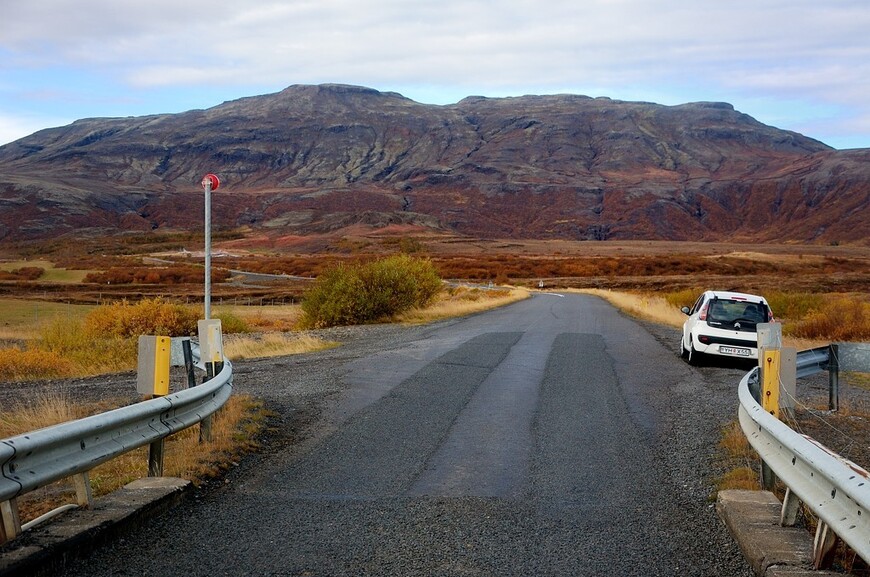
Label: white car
xmin=680 ymin=290 xmax=773 ymax=366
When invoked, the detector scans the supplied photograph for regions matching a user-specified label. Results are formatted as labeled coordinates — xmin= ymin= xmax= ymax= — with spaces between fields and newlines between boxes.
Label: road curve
xmin=63 ymin=293 xmax=753 ymax=576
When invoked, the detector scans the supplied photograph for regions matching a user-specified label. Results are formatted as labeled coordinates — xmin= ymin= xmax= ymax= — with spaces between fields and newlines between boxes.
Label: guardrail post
xmin=138 ymin=335 xmax=171 ymax=476
xmin=780 ymin=487 xmax=801 ymax=526
xmin=758 ymin=323 xmax=783 ymax=491
xmin=761 ymin=349 xmax=781 ymax=419
xmin=148 ymin=437 xmax=165 ymax=477
xmin=137 ymin=335 xmax=171 ymax=397
xmin=200 ymin=362 xmax=214 ymax=443
xmin=182 ymin=338 xmax=196 ymax=388
xmin=0 ymin=498 xmax=21 ymax=544
xmin=828 ymin=343 xmax=839 ymax=411
xmin=813 ymin=521 xmax=837 ymax=569
xmin=198 ymin=319 xmax=224 ymax=444
xmin=761 ymin=462 xmax=776 ymax=491
xmin=73 ymin=472 xmax=93 ymax=508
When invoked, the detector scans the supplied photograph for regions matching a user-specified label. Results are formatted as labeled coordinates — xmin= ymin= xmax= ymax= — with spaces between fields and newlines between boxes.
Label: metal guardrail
xmin=795 ymin=345 xmax=829 ymax=379
xmin=0 ymin=345 xmax=232 ymax=541
xmin=738 ymin=344 xmax=870 ymax=566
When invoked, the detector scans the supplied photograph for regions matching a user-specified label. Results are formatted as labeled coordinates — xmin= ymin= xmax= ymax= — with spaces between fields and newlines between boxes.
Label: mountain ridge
xmin=0 ymin=84 xmax=866 ymax=245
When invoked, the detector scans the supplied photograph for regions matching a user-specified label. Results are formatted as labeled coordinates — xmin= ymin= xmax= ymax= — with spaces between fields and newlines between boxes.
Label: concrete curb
xmin=0 ymin=477 xmax=190 ymax=577
xmin=717 ymin=489 xmax=840 ymax=577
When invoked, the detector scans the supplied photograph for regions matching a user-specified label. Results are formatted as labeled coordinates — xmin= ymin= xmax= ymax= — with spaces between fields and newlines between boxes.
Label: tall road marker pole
xmin=201 ymin=173 xmax=220 ymax=319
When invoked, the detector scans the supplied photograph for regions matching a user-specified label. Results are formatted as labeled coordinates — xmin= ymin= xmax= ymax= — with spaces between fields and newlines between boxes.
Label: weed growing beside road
xmin=300 ymin=255 xmax=442 ymax=328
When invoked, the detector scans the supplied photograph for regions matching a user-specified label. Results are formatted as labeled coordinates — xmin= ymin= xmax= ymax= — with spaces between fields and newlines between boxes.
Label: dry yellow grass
xmin=215 ymin=303 xmax=303 ymax=332
xmin=716 ymin=467 xmax=760 ymax=492
xmin=0 ymin=392 xmax=82 ymax=437
xmin=720 ymin=251 xmax=827 ymax=265
xmin=720 ymin=421 xmax=755 ymax=462
xmin=572 ymin=288 xmax=686 ymax=327
xmin=397 ymin=287 xmax=530 ymax=324
xmin=571 ymin=288 xmax=831 ymax=351
xmin=715 ymin=422 xmax=762 ymax=493
xmin=224 ymin=332 xmax=339 ymax=360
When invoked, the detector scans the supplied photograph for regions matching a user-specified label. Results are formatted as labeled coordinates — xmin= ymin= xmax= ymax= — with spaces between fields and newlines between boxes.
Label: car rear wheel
xmin=687 ymin=340 xmax=704 ymax=366
xmin=680 ymin=339 xmax=689 ymax=359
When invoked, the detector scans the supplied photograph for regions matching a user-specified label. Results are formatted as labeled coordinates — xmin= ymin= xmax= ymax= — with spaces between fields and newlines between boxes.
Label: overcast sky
xmin=2 ymin=0 xmax=869 ymax=149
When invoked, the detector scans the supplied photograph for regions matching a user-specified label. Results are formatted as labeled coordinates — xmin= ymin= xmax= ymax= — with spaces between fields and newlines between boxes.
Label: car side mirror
xmin=681 ymin=306 xmax=691 ymax=315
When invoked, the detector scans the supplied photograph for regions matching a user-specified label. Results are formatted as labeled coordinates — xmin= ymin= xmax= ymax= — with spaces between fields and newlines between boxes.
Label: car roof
xmin=705 ymin=290 xmax=768 ymax=304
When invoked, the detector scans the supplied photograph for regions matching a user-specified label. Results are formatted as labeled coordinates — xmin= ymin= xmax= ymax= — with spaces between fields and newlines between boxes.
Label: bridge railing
xmin=0 ymin=344 xmax=232 ymax=544
xmin=738 ymin=343 xmax=870 ymax=568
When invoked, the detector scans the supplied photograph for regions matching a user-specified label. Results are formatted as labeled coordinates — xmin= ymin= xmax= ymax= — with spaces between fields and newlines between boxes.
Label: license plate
xmin=720 ymin=346 xmax=751 ymax=357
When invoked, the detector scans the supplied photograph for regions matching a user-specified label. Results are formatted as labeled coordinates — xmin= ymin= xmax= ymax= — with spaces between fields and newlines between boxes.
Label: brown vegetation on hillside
xmin=0 ymin=266 xmax=43 ymax=281
xmin=1 ymin=84 xmax=867 ymax=245
xmin=84 ymin=265 xmax=230 ymax=285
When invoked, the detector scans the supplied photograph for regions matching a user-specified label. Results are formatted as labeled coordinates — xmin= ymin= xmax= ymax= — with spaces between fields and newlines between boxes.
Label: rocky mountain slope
xmin=0 ymin=84 xmax=867 ymax=244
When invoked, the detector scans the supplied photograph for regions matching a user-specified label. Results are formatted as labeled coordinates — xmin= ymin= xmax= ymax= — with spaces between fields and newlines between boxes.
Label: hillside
xmin=0 ymin=83 xmax=867 ymax=244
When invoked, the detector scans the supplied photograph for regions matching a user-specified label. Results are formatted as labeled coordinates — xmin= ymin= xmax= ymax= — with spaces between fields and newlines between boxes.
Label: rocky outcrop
xmin=0 ymin=83 xmax=866 ymax=244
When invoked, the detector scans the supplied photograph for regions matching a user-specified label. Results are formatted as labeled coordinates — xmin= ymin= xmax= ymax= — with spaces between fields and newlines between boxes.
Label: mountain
xmin=0 ymin=83 xmax=867 ymax=244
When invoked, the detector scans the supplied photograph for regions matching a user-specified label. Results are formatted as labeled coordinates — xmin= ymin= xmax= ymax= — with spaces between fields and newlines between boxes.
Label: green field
xmin=0 ymin=298 xmax=95 ymax=339
xmin=0 ymin=260 xmax=93 ymax=283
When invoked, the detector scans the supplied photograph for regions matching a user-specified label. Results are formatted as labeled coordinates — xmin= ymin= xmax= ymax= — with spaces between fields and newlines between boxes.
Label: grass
xmin=214 ymin=303 xmax=303 ymax=332
xmin=713 ymin=421 xmax=761 ymax=494
xmin=2 ymin=392 xmax=268 ymax=524
xmin=0 ymin=299 xmax=94 ymax=340
xmin=0 ymin=260 xmax=93 ymax=283
xmin=0 ymin=391 xmax=84 ymax=437
xmin=224 ymin=333 xmax=339 ymax=360
xmin=786 ymin=296 xmax=870 ymax=341
xmin=574 ymin=288 xmax=687 ymax=328
xmin=578 ymin=288 xmax=839 ymax=350
xmin=397 ymin=286 xmax=530 ymax=324
xmin=0 ymin=348 xmax=76 ymax=381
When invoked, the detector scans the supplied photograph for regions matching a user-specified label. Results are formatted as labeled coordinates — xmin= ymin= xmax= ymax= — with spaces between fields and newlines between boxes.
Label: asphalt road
xmin=61 ymin=293 xmax=754 ymax=576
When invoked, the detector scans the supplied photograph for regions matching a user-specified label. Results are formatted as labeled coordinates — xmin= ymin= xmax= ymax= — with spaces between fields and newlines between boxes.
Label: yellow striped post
xmin=761 ymin=349 xmax=781 ymax=419
xmin=136 ymin=335 xmax=171 ymax=476
xmin=137 ymin=335 xmax=171 ymax=396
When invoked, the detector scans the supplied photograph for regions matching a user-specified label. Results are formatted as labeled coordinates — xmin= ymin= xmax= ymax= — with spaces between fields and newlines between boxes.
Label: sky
xmin=2 ymin=1 xmax=870 ymax=149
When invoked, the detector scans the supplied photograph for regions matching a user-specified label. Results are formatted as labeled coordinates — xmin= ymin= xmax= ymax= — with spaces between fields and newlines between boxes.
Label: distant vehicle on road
xmin=680 ymin=290 xmax=773 ymax=366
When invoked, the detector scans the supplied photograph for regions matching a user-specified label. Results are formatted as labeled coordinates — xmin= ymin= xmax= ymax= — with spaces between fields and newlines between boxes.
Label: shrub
xmin=29 ymin=298 xmax=202 ymax=378
xmin=0 ymin=267 xmax=44 ymax=281
xmin=38 ymin=316 xmax=139 ymax=373
xmin=785 ymin=297 xmax=870 ymax=341
xmin=764 ymin=291 xmax=826 ymax=321
xmin=0 ymin=348 xmax=75 ymax=381
xmin=83 ymin=298 xmax=199 ymax=338
xmin=214 ymin=311 xmax=250 ymax=334
xmin=301 ymin=255 xmax=442 ymax=328
xmin=663 ymin=288 xmax=702 ymax=309
xmin=84 ymin=266 xmax=230 ymax=285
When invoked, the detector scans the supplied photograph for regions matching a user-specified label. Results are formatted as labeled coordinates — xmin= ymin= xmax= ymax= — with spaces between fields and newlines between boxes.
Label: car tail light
xmin=699 ymin=302 xmax=709 ymax=321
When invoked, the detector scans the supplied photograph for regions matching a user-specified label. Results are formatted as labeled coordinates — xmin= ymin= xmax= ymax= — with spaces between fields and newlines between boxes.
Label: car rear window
xmin=707 ymin=299 xmax=769 ymax=324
